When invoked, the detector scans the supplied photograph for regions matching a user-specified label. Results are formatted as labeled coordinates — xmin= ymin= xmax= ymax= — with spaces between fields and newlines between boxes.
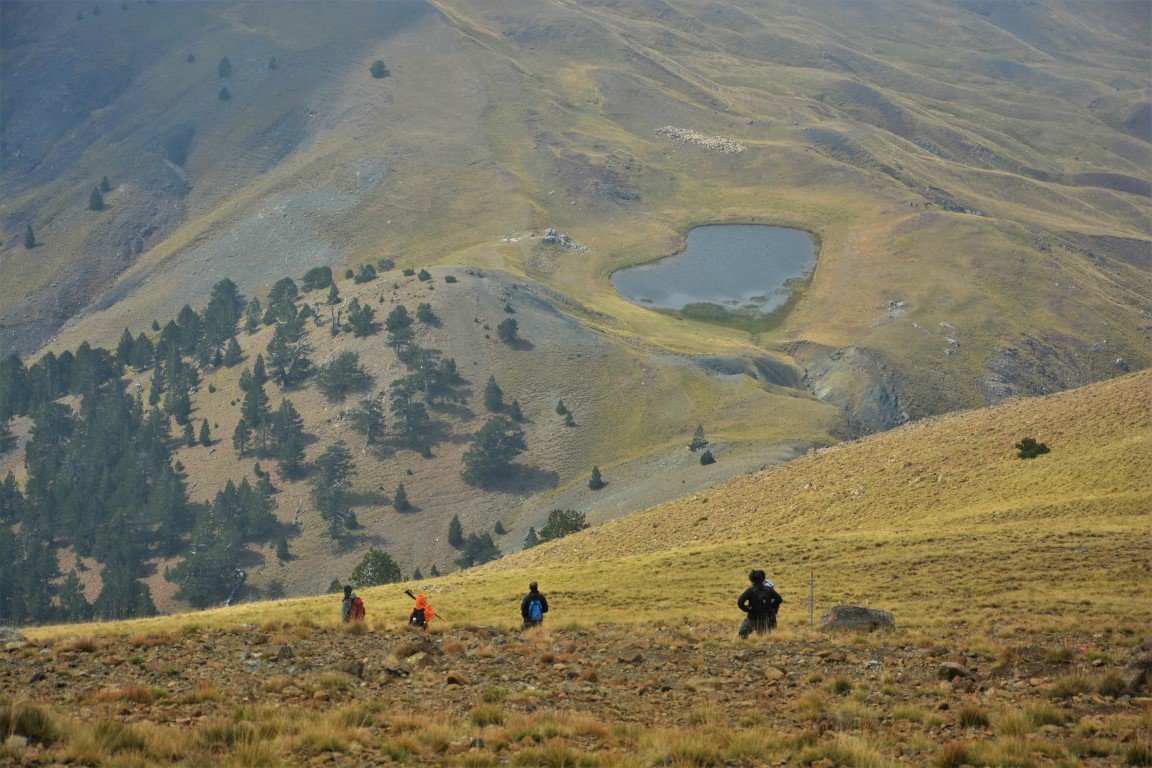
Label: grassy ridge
xmin=26 ymin=369 xmax=1151 ymax=641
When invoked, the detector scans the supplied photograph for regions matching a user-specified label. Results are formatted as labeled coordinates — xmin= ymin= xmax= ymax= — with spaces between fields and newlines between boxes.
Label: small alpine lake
xmin=611 ymin=224 xmax=818 ymax=330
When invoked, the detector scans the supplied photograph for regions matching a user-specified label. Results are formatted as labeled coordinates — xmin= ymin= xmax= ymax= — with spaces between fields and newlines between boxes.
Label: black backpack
xmin=752 ymin=585 xmax=777 ymax=614
xmin=409 ymin=608 xmax=426 ymax=628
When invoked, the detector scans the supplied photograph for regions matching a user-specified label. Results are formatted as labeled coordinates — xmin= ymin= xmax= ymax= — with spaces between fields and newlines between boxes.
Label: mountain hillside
xmin=1 ymin=0 xmax=1149 ymax=619
xmin=3 ymin=0 xmax=1148 ymax=411
xmin=6 ymin=369 xmax=1149 ymax=768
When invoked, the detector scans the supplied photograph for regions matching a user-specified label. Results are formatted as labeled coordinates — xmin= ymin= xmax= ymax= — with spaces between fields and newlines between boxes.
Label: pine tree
xmin=430 ymin=564 xmax=440 ymax=577
xmin=223 ymin=337 xmax=242 ymax=367
xmin=509 ymin=399 xmax=523 ymax=421
xmin=327 ymin=283 xmax=341 ymax=305
xmin=310 ymin=442 xmax=356 ymax=536
xmin=88 ymin=187 xmax=105 ymax=211
xmin=370 ymin=59 xmax=387 ymax=78
xmin=252 ymin=354 xmax=267 ymax=386
xmin=350 ymin=548 xmax=401 ymax=586
xmin=699 ymin=449 xmax=715 ymax=465
xmin=483 ymin=376 xmax=504 ymax=412
xmin=412 ymin=567 xmax=423 ymax=580
xmin=689 ymin=424 xmax=708 ymax=452
xmin=232 ymin=418 xmax=251 ymax=454
xmin=555 ymin=399 xmax=567 ymax=415
xmin=589 ymin=466 xmax=604 ymax=490
xmin=218 ymin=87 xmax=231 ymax=101
xmin=448 ymin=514 xmax=464 ymax=547
xmin=183 ymin=420 xmax=196 ymax=445
xmin=198 ymin=419 xmax=211 ymax=446
xmin=218 ymin=56 xmax=232 ymax=77
xmin=117 ymin=328 xmax=135 ymax=367
xmin=244 ymin=299 xmax=262 ymax=334
xmin=100 ymin=176 xmax=111 ymax=192
xmin=461 ymin=417 xmax=526 ymax=486
xmin=524 ymin=527 xmax=539 ymax=549
xmin=24 ymin=225 xmax=36 ymax=249
xmin=564 ymin=411 xmax=575 ymax=427
xmin=493 ymin=520 xmax=506 ymax=535
xmin=59 ymin=569 xmax=92 ymax=621
xmin=393 ymin=483 xmax=410 ymax=512
xmin=276 ymin=536 xmax=290 ymax=561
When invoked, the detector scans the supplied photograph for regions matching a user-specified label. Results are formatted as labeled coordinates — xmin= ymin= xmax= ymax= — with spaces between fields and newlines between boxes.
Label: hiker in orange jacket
xmin=408 ymin=593 xmax=434 ymax=630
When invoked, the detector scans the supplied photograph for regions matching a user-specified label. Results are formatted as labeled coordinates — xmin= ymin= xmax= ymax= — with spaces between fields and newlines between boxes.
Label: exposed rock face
xmin=819 ymin=605 xmax=895 ymax=632
xmin=789 ymin=343 xmax=908 ymax=434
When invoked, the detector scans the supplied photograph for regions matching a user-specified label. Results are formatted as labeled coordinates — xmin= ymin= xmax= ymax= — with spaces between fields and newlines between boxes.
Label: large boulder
xmin=0 ymin=627 xmax=28 ymax=645
xmin=819 ymin=605 xmax=895 ymax=632
xmin=1123 ymin=638 xmax=1152 ymax=694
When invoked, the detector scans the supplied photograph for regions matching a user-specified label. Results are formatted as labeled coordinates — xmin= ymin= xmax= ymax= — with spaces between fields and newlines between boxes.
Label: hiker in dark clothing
xmin=737 ymin=569 xmax=783 ymax=638
xmin=342 ymin=585 xmax=365 ymax=624
xmin=520 ymin=581 xmax=549 ymax=629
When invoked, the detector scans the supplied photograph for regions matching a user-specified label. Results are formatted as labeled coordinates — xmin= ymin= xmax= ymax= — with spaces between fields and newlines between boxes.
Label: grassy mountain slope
xmin=30 ymin=367 xmax=1151 ymax=639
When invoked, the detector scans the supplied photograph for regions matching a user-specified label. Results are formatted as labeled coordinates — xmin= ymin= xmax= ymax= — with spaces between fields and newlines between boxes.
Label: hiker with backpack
xmin=520 ymin=581 xmax=549 ymax=629
xmin=341 ymin=585 xmax=366 ymax=624
xmin=408 ymin=593 xmax=434 ymax=630
xmin=737 ymin=569 xmax=783 ymax=638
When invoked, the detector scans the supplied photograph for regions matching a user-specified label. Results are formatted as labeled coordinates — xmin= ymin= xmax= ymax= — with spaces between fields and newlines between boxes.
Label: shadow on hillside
xmin=347 ymin=489 xmax=391 ymax=508
xmin=505 ymin=338 xmax=535 ymax=351
xmin=489 ymin=464 xmax=560 ymax=495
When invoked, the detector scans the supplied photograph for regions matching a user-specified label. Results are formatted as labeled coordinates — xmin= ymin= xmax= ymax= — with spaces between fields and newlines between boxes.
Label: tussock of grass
xmin=1048 ymin=673 xmax=1095 ymax=700
xmin=957 ymin=705 xmax=989 ymax=729
xmin=0 ymin=700 xmax=58 ymax=745
xmin=470 ymin=703 xmax=506 ymax=727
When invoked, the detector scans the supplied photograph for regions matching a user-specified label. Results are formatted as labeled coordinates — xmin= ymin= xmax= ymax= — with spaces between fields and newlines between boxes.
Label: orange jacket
xmin=411 ymin=594 xmax=434 ymax=626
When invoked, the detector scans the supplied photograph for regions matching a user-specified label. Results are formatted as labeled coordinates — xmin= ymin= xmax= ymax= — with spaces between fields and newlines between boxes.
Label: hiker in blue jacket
xmin=520 ymin=581 xmax=549 ymax=629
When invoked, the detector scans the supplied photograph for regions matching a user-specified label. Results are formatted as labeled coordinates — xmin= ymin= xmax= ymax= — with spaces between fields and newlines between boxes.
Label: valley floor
xmin=2 ymin=619 xmax=1150 ymax=767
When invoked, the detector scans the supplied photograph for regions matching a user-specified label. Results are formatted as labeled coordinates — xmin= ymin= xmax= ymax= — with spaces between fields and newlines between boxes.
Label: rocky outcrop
xmin=788 ymin=343 xmax=908 ymax=434
xmin=819 ymin=605 xmax=895 ymax=632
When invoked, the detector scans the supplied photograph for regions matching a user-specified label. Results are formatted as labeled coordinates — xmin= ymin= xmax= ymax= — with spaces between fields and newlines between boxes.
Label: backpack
xmin=751 ymin=586 xmax=777 ymax=615
xmin=528 ymin=596 xmax=544 ymax=623
xmin=348 ymin=597 xmax=365 ymax=622
xmin=409 ymin=607 xmax=427 ymax=628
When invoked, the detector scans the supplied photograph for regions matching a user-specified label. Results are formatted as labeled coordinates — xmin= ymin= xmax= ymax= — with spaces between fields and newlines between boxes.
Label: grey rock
xmin=0 ymin=627 xmax=27 ymax=644
xmin=819 ymin=605 xmax=895 ymax=632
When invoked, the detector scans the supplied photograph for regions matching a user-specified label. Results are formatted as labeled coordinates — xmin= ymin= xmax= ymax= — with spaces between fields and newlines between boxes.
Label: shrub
xmin=1015 ymin=437 xmax=1050 ymax=459
xmin=497 ymin=318 xmax=518 ymax=344
xmin=88 ymin=187 xmax=105 ymax=210
xmin=957 ymin=705 xmax=989 ymax=729
xmin=23 ymin=225 xmax=35 ymax=249
xmin=350 ymin=548 xmax=402 ymax=586
xmin=470 ymin=704 xmax=505 ymax=727
xmin=538 ymin=509 xmax=588 ymax=542
xmin=444 ymin=275 xmax=458 ymax=283
xmin=370 ymin=60 xmax=387 ymax=78
xmin=0 ymin=701 xmax=58 ymax=745
xmin=699 ymin=449 xmax=716 ymax=465
xmin=1048 ymin=673 xmax=1094 ymax=699
xmin=417 ymin=269 xmax=432 ymax=281
xmin=218 ymin=86 xmax=231 ymax=101
xmin=218 ymin=56 xmax=232 ymax=78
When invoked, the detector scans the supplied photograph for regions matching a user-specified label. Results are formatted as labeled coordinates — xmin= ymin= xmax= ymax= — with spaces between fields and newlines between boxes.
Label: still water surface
xmin=611 ymin=224 xmax=818 ymax=314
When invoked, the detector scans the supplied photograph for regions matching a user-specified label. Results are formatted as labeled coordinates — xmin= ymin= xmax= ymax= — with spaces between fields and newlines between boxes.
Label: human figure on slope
xmin=520 ymin=581 xmax=549 ymax=630
xmin=408 ymin=593 xmax=434 ymax=631
xmin=737 ymin=569 xmax=783 ymax=638
xmin=341 ymin=585 xmax=365 ymax=624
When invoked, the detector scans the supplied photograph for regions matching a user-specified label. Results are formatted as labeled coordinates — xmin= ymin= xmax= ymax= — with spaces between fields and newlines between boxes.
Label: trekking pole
xmin=404 ymin=588 xmax=448 ymax=619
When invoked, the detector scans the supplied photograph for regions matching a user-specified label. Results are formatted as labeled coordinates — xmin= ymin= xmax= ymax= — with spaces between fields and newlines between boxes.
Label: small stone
xmin=938 ymin=662 xmax=974 ymax=681
xmin=764 ymin=666 xmax=787 ymax=681
xmin=446 ymin=672 xmax=469 ymax=686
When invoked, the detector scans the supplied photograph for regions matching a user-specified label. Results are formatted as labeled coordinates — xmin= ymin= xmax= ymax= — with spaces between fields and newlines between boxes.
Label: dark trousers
xmin=738 ymin=612 xmax=776 ymax=638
